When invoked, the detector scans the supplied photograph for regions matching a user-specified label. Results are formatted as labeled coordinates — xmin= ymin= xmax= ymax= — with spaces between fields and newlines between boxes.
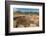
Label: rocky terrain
xmin=13 ymin=14 xmax=39 ymax=28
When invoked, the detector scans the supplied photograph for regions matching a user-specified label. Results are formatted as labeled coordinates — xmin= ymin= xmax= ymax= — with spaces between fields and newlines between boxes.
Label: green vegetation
xmin=13 ymin=11 xmax=39 ymax=15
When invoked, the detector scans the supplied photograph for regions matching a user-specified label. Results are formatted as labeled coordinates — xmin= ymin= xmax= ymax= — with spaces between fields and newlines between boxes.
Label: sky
xmin=13 ymin=8 xmax=39 ymax=12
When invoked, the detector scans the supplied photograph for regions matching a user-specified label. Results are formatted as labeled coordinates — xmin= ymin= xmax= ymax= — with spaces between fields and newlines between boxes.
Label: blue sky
xmin=13 ymin=8 xmax=39 ymax=12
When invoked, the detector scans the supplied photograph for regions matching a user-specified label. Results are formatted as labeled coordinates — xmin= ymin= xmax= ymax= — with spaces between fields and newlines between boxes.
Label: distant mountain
xmin=16 ymin=11 xmax=39 ymax=13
